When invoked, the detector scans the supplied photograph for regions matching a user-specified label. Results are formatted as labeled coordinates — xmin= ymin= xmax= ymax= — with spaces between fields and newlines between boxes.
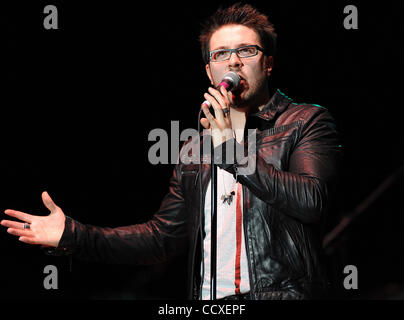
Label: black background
xmin=1 ymin=0 xmax=403 ymax=300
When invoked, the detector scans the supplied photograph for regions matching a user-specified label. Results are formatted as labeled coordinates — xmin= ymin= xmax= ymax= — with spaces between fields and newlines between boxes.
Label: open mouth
xmin=234 ymin=76 xmax=246 ymax=93
xmin=237 ymin=74 xmax=245 ymax=81
xmin=237 ymin=74 xmax=247 ymax=85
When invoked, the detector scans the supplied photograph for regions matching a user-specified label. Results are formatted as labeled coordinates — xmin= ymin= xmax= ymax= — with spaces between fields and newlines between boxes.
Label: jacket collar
xmin=250 ymin=89 xmax=293 ymax=121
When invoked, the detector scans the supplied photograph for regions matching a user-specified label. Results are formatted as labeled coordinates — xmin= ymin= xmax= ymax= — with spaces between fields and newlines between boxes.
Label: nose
xmin=228 ymin=51 xmax=243 ymax=69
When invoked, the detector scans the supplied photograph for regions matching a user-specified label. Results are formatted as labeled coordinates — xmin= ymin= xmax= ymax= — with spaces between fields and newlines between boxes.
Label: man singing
xmin=1 ymin=3 xmax=340 ymax=300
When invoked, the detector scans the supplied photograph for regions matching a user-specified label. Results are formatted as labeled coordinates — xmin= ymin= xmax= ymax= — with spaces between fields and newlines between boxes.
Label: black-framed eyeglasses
xmin=209 ymin=45 xmax=265 ymax=62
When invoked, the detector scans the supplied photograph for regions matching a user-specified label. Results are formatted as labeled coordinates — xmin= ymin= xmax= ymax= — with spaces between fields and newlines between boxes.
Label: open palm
xmin=1 ymin=191 xmax=66 ymax=247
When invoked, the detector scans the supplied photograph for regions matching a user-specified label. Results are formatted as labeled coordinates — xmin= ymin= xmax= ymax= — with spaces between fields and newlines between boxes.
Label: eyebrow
xmin=211 ymin=43 xmax=253 ymax=51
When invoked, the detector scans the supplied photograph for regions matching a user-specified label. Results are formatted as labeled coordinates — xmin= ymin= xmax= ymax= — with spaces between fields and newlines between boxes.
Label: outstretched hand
xmin=1 ymin=191 xmax=66 ymax=247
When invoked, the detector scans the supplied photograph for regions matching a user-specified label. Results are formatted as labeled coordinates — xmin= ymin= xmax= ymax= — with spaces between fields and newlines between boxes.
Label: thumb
xmin=42 ymin=191 xmax=58 ymax=213
xmin=200 ymin=118 xmax=211 ymax=129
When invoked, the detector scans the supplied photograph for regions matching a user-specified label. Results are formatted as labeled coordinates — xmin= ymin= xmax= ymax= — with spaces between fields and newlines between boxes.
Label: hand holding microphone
xmin=200 ymin=71 xmax=240 ymax=148
xmin=201 ymin=71 xmax=241 ymax=108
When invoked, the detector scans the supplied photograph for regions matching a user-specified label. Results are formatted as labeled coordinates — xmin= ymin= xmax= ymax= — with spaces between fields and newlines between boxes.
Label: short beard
xmin=230 ymin=78 xmax=268 ymax=111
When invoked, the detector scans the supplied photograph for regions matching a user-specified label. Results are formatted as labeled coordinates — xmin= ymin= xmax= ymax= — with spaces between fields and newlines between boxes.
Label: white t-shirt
xmin=201 ymin=167 xmax=250 ymax=300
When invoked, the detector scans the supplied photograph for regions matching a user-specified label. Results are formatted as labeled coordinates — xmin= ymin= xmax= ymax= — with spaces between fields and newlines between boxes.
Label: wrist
xmin=212 ymin=128 xmax=234 ymax=148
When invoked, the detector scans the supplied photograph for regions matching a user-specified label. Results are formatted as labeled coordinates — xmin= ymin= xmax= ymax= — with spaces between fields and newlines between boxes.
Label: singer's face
xmin=206 ymin=24 xmax=273 ymax=109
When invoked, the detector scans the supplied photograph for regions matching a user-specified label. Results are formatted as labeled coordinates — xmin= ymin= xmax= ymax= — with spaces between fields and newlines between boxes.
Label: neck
xmin=230 ymin=107 xmax=247 ymax=143
xmin=230 ymin=90 xmax=271 ymax=142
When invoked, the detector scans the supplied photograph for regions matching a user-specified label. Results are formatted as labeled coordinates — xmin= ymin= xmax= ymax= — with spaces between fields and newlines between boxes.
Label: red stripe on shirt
xmin=235 ymin=183 xmax=242 ymax=294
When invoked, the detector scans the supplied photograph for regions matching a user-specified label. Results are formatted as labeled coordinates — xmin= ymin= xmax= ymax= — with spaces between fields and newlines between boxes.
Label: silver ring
xmin=222 ymin=108 xmax=230 ymax=116
xmin=23 ymin=223 xmax=30 ymax=230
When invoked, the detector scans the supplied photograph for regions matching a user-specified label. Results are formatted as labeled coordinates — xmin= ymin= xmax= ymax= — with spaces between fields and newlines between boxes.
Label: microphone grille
xmin=223 ymin=71 xmax=241 ymax=89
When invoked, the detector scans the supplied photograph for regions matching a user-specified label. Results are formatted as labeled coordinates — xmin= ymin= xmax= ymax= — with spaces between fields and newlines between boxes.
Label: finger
xmin=219 ymin=85 xmax=231 ymax=109
xmin=4 ymin=209 xmax=33 ymax=223
xmin=7 ymin=227 xmax=33 ymax=238
xmin=201 ymin=104 xmax=216 ymax=127
xmin=218 ymin=87 xmax=232 ymax=121
xmin=1 ymin=219 xmax=26 ymax=229
xmin=200 ymin=118 xmax=210 ymax=129
xmin=19 ymin=236 xmax=40 ymax=245
xmin=42 ymin=191 xmax=58 ymax=212
xmin=210 ymin=86 xmax=231 ymax=114
xmin=206 ymin=89 xmax=226 ymax=122
xmin=208 ymin=86 xmax=227 ymax=107
xmin=204 ymin=93 xmax=225 ymax=125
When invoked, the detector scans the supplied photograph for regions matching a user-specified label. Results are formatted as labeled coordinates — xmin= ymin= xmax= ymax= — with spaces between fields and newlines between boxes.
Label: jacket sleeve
xmin=216 ymin=106 xmax=341 ymax=224
xmin=52 ymin=164 xmax=188 ymax=265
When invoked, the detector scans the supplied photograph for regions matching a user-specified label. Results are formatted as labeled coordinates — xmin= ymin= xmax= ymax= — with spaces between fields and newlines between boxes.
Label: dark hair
xmin=199 ymin=2 xmax=277 ymax=64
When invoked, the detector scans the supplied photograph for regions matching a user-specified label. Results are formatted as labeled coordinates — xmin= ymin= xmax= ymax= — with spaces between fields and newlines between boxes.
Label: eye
xmin=238 ymin=46 xmax=256 ymax=56
xmin=212 ymin=50 xmax=228 ymax=61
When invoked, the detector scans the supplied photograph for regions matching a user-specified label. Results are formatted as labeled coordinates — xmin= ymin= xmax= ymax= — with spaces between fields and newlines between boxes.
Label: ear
xmin=205 ymin=63 xmax=214 ymax=85
xmin=265 ymin=56 xmax=274 ymax=77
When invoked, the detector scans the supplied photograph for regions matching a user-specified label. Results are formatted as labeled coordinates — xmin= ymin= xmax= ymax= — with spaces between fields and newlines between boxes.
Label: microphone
xmin=202 ymin=71 xmax=241 ymax=108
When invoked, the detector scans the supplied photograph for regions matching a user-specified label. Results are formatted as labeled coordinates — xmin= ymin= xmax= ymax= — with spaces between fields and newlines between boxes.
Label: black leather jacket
xmin=55 ymin=89 xmax=341 ymax=300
